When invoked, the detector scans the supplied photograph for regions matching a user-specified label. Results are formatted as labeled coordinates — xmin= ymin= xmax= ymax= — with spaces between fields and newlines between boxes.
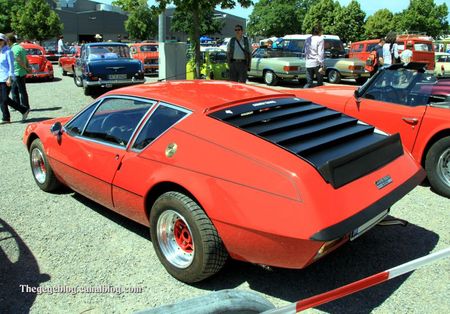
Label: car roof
xmin=85 ymin=42 xmax=128 ymax=47
xmin=21 ymin=43 xmax=44 ymax=49
xmin=106 ymin=80 xmax=294 ymax=112
xmin=283 ymin=34 xmax=341 ymax=40
xmin=131 ymin=42 xmax=158 ymax=46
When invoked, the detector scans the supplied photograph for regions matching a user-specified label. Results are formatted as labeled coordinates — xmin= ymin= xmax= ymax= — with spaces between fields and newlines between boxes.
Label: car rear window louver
xmin=209 ymin=97 xmax=403 ymax=189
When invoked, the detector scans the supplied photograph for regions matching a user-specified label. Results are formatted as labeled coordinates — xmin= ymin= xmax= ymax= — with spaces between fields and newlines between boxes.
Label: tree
xmin=112 ymin=0 xmax=147 ymax=12
xmin=334 ymin=0 xmax=366 ymax=43
xmin=125 ymin=4 xmax=158 ymax=40
xmin=11 ymin=0 xmax=62 ymax=41
xmin=395 ymin=0 xmax=448 ymax=38
xmin=154 ymin=0 xmax=252 ymax=79
xmin=364 ymin=9 xmax=395 ymax=39
xmin=170 ymin=8 xmax=224 ymax=38
xmin=302 ymin=0 xmax=341 ymax=34
xmin=247 ymin=0 xmax=315 ymax=38
xmin=0 ymin=0 xmax=25 ymax=33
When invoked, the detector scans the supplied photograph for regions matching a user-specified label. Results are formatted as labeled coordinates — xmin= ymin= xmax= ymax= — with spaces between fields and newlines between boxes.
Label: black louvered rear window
xmin=209 ymin=97 xmax=403 ymax=188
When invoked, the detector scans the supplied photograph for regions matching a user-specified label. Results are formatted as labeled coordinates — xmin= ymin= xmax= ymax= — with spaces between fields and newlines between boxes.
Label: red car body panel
xmin=23 ymin=81 xmax=424 ymax=269
xmin=130 ymin=43 xmax=159 ymax=73
xmin=21 ymin=43 xmax=54 ymax=80
xmin=58 ymin=46 xmax=80 ymax=75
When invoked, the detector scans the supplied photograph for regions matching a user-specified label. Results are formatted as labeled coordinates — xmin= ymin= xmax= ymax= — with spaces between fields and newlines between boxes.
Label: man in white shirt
xmin=57 ymin=35 xmax=66 ymax=54
xmin=304 ymin=25 xmax=324 ymax=88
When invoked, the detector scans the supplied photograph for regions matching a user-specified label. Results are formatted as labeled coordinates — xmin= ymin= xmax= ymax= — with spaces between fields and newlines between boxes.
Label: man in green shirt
xmin=7 ymin=33 xmax=30 ymax=109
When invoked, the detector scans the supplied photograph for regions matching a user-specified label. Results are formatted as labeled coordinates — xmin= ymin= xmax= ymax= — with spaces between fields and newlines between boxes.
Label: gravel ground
xmin=0 ymin=72 xmax=449 ymax=314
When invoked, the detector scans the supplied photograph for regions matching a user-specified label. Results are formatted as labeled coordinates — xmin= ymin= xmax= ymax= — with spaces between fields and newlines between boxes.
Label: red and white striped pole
xmin=263 ymin=247 xmax=450 ymax=314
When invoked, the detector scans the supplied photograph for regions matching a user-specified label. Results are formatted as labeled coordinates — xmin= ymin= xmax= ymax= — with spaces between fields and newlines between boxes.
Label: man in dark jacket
xmin=227 ymin=25 xmax=251 ymax=83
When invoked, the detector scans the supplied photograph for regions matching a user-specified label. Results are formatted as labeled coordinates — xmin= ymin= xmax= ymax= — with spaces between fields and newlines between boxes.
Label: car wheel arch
xmin=144 ymin=181 xmax=204 ymax=222
xmin=26 ymin=133 xmax=40 ymax=151
xmin=420 ymin=128 xmax=450 ymax=167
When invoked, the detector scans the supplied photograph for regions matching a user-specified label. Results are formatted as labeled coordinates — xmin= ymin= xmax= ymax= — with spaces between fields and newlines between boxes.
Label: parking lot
xmin=0 ymin=72 xmax=449 ymax=313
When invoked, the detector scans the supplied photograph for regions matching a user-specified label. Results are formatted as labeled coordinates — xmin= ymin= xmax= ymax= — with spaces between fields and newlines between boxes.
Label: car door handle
xmin=402 ymin=117 xmax=419 ymax=125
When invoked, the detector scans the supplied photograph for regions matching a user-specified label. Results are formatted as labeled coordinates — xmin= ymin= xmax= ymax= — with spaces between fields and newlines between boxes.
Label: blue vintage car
xmin=73 ymin=42 xmax=145 ymax=95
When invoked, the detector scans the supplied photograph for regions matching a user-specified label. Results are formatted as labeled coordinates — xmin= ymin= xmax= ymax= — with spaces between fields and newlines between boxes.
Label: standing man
xmin=304 ymin=26 xmax=324 ymax=88
xmin=7 ymin=33 xmax=30 ymax=110
xmin=0 ymin=33 xmax=29 ymax=124
xmin=227 ymin=24 xmax=251 ymax=83
xmin=304 ymin=25 xmax=324 ymax=88
xmin=57 ymin=35 xmax=66 ymax=54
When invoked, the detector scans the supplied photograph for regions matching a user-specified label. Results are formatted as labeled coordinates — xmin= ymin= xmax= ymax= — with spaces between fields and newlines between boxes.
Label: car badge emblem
xmin=165 ymin=143 xmax=178 ymax=158
xmin=375 ymin=175 xmax=392 ymax=189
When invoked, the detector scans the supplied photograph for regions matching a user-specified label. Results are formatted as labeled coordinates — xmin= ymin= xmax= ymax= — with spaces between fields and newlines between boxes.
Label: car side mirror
xmin=354 ymin=89 xmax=361 ymax=109
xmin=50 ymin=122 xmax=63 ymax=136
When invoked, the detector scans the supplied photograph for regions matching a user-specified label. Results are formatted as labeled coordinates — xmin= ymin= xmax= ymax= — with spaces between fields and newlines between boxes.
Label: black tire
xmin=425 ymin=136 xmax=450 ymax=198
xmin=327 ymin=69 xmax=341 ymax=84
xmin=29 ymin=139 xmax=62 ymax=192
xmin=83 ymin=82 xmax=92 ymax=96
xmin=74 ymin=74 xmax=83 ymax=87
xmin=263 ymin=70 xmax=278 ymax=86
xmin=355 ymin=77 xmax=368 ymax=85
xmin=62 ymin=69 xmax=67 ymax=76
xmin=150 ymin=191 xmax=228 ymax=283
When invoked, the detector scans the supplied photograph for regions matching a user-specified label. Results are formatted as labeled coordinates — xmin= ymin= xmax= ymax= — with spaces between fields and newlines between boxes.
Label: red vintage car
xmin=21 ymin=43 xmax=54 ymax=81
xmin=23 ymin=81 xmax=424 ymax=283
xmin=130 ymin=42 xmax=158 ymax=73
xmin=289 ymin=62 xmax=450 ymax=198
xmin=58 ymin=46 xmax=80 ymax=76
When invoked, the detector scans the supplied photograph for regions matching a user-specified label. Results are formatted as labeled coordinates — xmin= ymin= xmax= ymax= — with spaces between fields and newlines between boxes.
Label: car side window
xmin=82 ymin=98 xmax=153 ymax=147
xmin=132 ymin=104 xmax=188 ymax=150
xmin=65 ymin=102 xmax=98 ymax=136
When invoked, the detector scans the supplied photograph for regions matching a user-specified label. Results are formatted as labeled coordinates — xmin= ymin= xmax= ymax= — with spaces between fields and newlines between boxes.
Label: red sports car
xmin=58 ymin=46 xmax=80 ymax=76
xmin=289 ymin=63 xmax=450 ymax=198
xmin=23 ymin=81 xmax=424 ymax=283
xmin=21 ymin=43 xmax=54 ymax=81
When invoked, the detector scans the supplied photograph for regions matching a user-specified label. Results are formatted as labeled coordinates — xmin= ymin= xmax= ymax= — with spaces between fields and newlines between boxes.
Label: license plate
xmin=108 ymin=74 xmax=127 ymax=80
xmin=350 ymin=209 xmax=389 ymax=241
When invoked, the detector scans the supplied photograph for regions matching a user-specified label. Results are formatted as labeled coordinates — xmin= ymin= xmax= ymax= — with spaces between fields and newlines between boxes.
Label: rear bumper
xmin=26 ymin=72 xmax=53 ymax=79
xmin=310 ymin=168 xmax=426 ymax=241
xmin=84 ymin=77 xmax=145 ymax=87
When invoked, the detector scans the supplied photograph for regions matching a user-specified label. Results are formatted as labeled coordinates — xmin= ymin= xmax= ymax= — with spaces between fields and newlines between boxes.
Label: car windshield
xmin=362 ymin=66 xmax=450 ymax=106
xmin=280 ymin=38 xmax=346 ymax=58
xmin=252 ymin=48 xmax=301 ymax=58
xmin=87 ymin=45 xmax=131 ymax=60
xmin=26 ymin=49 xmax=43 ymax=56
xmin=140 ymin=45 xmax=158 ymax=52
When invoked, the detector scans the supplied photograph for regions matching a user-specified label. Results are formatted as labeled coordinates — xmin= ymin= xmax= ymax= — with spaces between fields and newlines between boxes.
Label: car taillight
xmin=283 ymin=66 xmax=298 ymax=71
xmin=87 ymin=72 xmax=98 ymax=81
xmin=314 ymin=236 xmax=347 ymax=260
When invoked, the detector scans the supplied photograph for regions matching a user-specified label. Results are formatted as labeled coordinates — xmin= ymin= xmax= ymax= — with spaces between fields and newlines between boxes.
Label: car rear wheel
xmin=83 ymin=84 xmax=92 ymax=96
xmin=327 ymin=69 xmax=341 ymax=84
xmin=74 ymin=74 xmax=83 ymax=87
xmin=425 ymin=137 xmax=450 ymax=198
xmin=62 ymin=69 xmax=67 ymax=76
xmin=150 ymin=191 xmax=228 ymax=283
xmin=264 ymin=70 xmax=278 ymax=86
xmin=29 ymin=139 xmax=62 ymax=192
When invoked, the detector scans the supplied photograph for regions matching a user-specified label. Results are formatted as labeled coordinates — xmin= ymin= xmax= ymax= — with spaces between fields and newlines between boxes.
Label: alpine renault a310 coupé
xmin=23 ymin=81 xmax=424 ymax=283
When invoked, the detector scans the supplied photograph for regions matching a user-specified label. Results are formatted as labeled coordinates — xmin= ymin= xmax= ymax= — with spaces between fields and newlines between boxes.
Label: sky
xmin=96 ymin=0 xmax=450 ymax=22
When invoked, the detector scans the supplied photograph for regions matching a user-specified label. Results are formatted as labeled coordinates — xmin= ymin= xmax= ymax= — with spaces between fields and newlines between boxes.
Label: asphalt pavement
xmin=0 ymin=71 xmax=448 ymax=313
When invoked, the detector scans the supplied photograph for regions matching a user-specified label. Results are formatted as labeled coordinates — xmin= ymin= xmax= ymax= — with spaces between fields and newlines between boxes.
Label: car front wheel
xmin=150 ymin=191 xmax=228 ymax=283
xmin=425 ymin=137 xmax=450 ymax=198
xmin=29 ymin=139 xmax=62 ymax=192
xmin=264 ymin=70 xmax=278 ymax=86
xmin=327 ymin=69 xmax=341 ymax=84
xmin=74 ymin=73 xmax=83 ymax=87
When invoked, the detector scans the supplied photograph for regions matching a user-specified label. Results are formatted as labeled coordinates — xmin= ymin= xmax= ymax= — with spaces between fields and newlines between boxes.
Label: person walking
xmin=57 ymin=35 xmax=67 ymax=54
xmin=0 ymin=33 xmax=29 ymax=124
xmin=303 ymin=25 xmax=324 ymax=88
xmin=7 ymin=33 xmax=30 ymax=110
xmin=227 ymin=24 xmax=251 ymax=83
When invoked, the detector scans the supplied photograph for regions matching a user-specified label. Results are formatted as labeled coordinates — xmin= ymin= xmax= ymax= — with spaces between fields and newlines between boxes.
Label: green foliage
xmin=11 ymin=0 xmax=62 ymax=41
xmin=154 ymin=0 xmax=252 ymax=79
xmin=302 ymin=0 xmax=341 ymax=34
xmin=125 ymin=4 xmax=157 ymax=40
xmin=364 ymin=9 xmax=395 ymax=39
xmin=170 ymin=8 xmax=224 ymax=37
xmin=247 ymin=0 xmax=314 ymax=37
xmin=112 ymin=0 xmax=148 ymax=12
xmin=334 ymin=0 xmax=366 ymax=43
xmin=0 ymin=0 xmax=25 ymax=33
xmin=395 ymin=0 xmax=448 ymax=38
